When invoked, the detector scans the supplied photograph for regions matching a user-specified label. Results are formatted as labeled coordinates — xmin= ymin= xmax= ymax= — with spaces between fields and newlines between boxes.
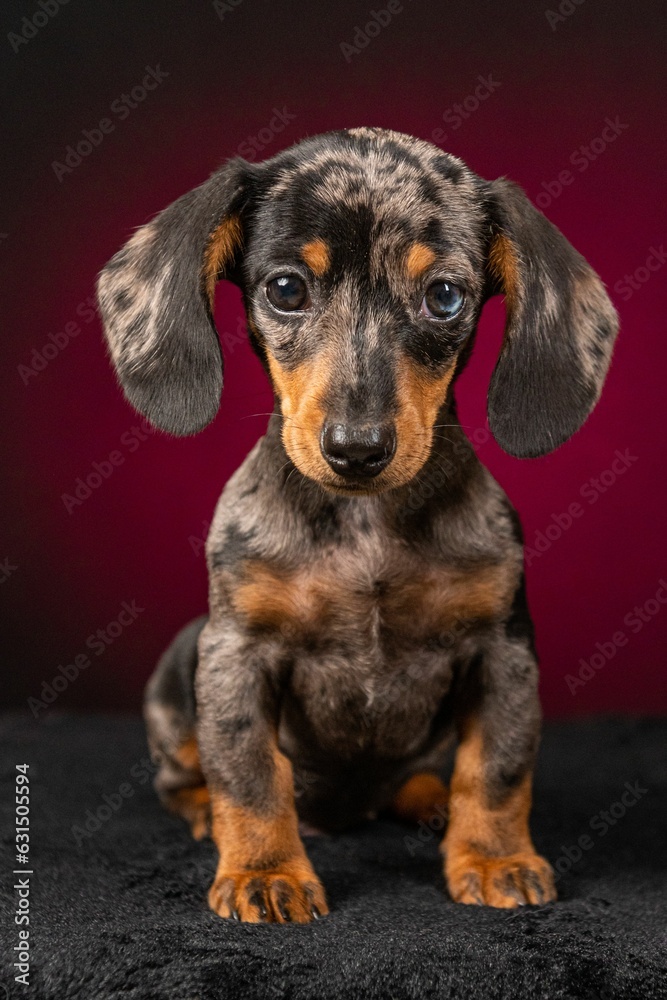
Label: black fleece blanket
xmin=1 ymin=714 xmax=665 ymax=1000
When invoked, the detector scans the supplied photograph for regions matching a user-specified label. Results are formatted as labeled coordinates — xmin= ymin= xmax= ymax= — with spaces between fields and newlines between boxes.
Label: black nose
xmin=320 ymin=423 xmax=396 ymax=478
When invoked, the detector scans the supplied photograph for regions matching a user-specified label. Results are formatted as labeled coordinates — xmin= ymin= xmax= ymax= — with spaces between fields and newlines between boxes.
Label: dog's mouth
xmin=281 ymin=449 xmax=402 ymax=496
xmin=294 ymin=456 xmax=432 ymax=498
xmin=319 ymin=476 xmax=384 ymax=496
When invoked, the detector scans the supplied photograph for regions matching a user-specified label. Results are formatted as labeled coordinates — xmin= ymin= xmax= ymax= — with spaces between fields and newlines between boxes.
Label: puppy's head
xmin=98 ymin=127 xmax=618 ymax=494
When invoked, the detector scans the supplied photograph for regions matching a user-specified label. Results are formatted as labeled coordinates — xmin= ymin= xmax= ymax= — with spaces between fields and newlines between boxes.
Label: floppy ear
xmin=97 ymin=158 xmax=253 ymax=435
xmin=484 ymin=178 xmax=619 ymax=458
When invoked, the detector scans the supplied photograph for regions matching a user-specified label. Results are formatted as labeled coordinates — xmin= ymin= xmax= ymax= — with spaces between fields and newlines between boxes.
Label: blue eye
xmin=266 ymin=274 xmax=310 ymax=312
xmin=421 ymin=281 xmax=465 ymax=320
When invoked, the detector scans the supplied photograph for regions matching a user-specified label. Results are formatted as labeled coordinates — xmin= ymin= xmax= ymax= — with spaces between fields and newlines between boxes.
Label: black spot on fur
xmin=595 ymin=318 xmax=615 ymax=340
xmin=216 ymin=716 xmax=253 ymax=739
xmin=121 ymin=308 xmax=151 ymax=346
xmin=308 ymin=501 xmax=342 ymax=545
xmin=102 ymin=247 xmax=131 ymax=273
xmin=114 ymin=289 xmax=135 ymax=312
xmin=432 ymin=157 xmax=465 ymax=186
xmin=505 ymin=576 xmax=536 ymax=655
xmin=210 ymin=523 xmax=258 ymax=569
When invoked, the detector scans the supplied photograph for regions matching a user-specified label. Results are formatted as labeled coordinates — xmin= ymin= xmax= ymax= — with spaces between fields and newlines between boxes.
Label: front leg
xmin=195 ymin=622 xmax=328 ymax=923
xmin=443 ymin=629 xmax=556 ymax=908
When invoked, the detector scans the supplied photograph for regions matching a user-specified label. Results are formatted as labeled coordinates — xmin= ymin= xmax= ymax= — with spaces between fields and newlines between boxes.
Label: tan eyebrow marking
xmin=406 ymin=243 xmax=437 ymax=279
xmin=301 ymin=239 xmax=331 ymax=277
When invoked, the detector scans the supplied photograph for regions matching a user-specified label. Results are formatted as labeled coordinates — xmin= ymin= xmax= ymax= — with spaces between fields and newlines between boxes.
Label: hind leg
xmin=147 ymin=723 xmax=211 ymax=840
xmin=144 ymin=616 xmax=211 ymax=840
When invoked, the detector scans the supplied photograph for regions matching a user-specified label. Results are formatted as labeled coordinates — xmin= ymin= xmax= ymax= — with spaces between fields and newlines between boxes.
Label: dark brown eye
xmin=421 ymin=281 xmax=465 ymax=320
xmin=266 ymin=275 xmax=310 ymax=312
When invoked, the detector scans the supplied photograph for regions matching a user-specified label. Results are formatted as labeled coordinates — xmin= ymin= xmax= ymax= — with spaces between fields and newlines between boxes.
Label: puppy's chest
xmin=229 ymin=536 xmax=514 ymax=756
xmin=230 ymin=537 xmax=514 ymax=652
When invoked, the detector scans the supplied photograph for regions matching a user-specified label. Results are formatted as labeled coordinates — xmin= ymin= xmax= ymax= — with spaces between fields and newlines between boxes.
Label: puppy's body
xmin=149 ymin=413 xmax=525 ymax=832
xmin=99 ymin=128 xmax=618 ymax=922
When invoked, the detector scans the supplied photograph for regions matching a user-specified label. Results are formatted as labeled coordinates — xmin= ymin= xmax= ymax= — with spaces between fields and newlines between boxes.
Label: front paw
xmin=209 ymin=857 xmax=328 ymax=924
xmin=445 ymin=849 xmax=556 ymax=907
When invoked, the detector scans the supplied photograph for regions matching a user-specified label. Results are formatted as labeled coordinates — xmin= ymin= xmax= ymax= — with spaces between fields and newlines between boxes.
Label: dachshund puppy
xmin=97 ymin=128 xmax=618 ymax=923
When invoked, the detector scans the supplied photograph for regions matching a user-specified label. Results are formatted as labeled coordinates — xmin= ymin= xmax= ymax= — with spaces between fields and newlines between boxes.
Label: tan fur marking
xmin=384 ymin=562 xmax=518 ymax=637
xmin=301 ymin=239 xmax=331 ymax=277
xmin=388 ymin=361 xmax=456 ymax=488
xmin=267 ymin=352 xmax=334 ymax=483
xmin=488 ymin=233 xmax=519 ymax=313
xmin=447 ymin=721 xmax=533 ymax=854
xmin=210 ymin=749 xmax=302 ymax=869
xmin=266 ymin=322 xmax=459 ymax=493
xmin=157 ymin=735 xmax=209 ymax=838
xmin=231 ymin=562 xmax=312 ymax=628
xmin=391 ymin=773 xmax=449 ymax=825
xmin=167 ymin=785 xmax=211 ymax=840
xmin=173 ymin=735 xmax=201 ymax=772
xmin=203 ymin=214 xmax=243 ymax=304
xmin=406 ymin=242 xmax=436 ymax=279
xmin=443 ymin=716 xmax=556 ymax=907
xmin=207 ymin=747 xmax=328 ymax=922
xmin=230 ymin=557 xmax=517 ymax=638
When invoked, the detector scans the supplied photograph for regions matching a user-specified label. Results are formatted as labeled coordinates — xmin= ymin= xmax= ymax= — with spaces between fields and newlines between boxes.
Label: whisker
xmin=240 ymin=411 xmax=283 ymax=421
xmin=431 ymin=422 xmax=479 ymax=431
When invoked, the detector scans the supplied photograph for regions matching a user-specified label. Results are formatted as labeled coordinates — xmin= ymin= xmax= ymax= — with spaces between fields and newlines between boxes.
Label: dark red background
xmin=2 ymin=0 xmax=665 ymax=716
